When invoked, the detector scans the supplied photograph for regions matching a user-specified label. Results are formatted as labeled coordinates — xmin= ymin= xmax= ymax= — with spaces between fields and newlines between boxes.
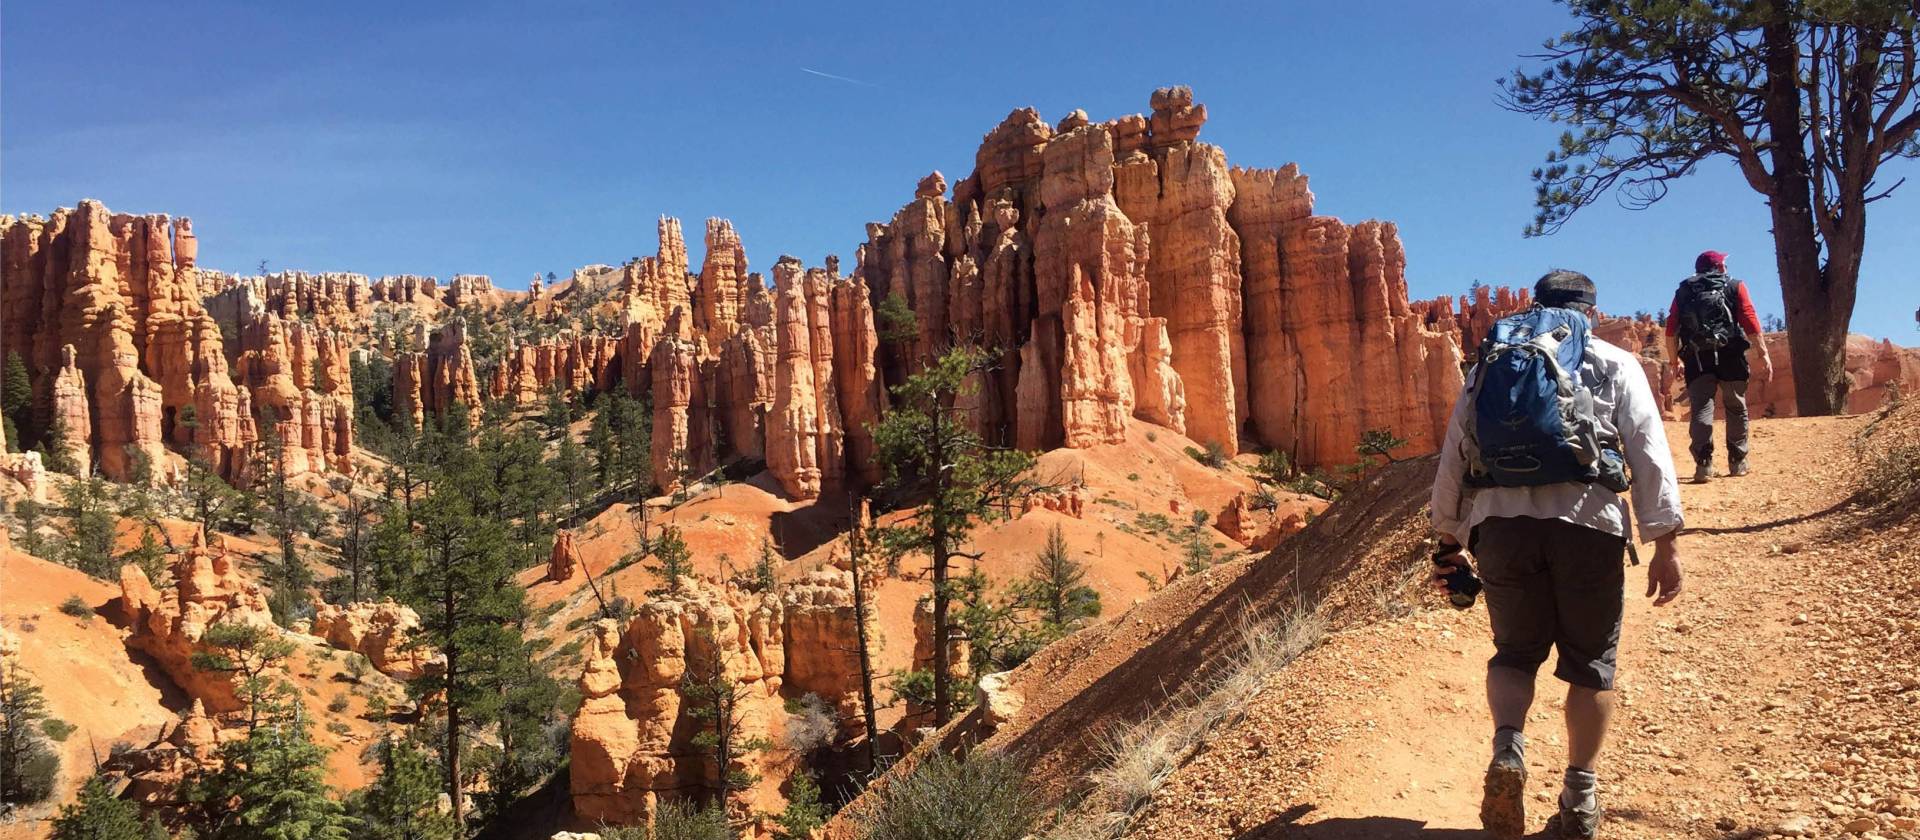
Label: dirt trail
xmin=1129 ymin=415 xmax=1920 ymax=839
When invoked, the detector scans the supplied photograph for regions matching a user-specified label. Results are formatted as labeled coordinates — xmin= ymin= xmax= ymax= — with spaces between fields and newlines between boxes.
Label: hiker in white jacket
xmin=1429 ymin=269 xmax=1686 ymax=839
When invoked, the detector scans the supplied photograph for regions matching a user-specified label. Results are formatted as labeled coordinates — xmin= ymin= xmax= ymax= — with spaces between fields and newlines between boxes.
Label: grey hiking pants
xmin=1686 ymin=375 xmax=1749 ymax=467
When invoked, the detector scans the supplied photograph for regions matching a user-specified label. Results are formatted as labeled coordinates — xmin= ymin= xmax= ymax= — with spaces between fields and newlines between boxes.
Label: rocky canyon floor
xmin=1124 ymin=414 xmax=1920 ymax=840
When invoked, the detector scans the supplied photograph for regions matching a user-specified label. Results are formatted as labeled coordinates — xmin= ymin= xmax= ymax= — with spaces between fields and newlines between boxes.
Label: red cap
xmin=1695 ymin=250 xmax=1728 ymax=273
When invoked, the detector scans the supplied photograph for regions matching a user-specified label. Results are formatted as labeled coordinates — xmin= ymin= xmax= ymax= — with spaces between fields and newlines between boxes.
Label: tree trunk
xmin=850 ymin=515 xmax=880 ymax=770
xmin=445 ymin=590 xmax=464 ymax=829
xmin=1762 ymin=2 xmax=1855 ymax=415
xmin=929 ymin=407 xmax=952 ymax=727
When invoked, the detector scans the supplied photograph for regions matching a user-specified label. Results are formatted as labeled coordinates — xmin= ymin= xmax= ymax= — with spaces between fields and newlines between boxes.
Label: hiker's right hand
xmin=1430 ymin=544 xmax=1468 ymax=591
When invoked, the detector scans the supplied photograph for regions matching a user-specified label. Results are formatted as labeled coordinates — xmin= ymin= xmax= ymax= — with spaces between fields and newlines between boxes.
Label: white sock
xmin=1561 ymin=766 xmax=1598 ymax=811
xmin=1493 ymin=726 xmax=1525 ymax=760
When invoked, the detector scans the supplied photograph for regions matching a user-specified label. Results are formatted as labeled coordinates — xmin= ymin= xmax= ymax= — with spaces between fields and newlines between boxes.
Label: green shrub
xmin=600 ymin=799 xmax=730 ymax=840
xmin=1859 ymin=441 xmax=1920 ymax=509
xmin=1251 ymin=449 xmax=1295 ymax=486
xmin=327 ymin=693 xmax=351 ymax=714
xmin=1184 ymin=442 xmax=1229 ymax=468
xmin=42 ymin=718 xmax=77 ymax=742
xmin=59 ymin=595 xmax=93 ymax=622
xmin=1133 ymin=513 xmax=1173 ymax=535
xmin=861 ymin=752 xmax=1040 ymax=840
xmin=344 ymin=653 xmax=371 ymax=683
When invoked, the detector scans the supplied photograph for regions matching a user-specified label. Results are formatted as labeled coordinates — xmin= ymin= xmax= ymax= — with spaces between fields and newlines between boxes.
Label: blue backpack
xmin=1464 ymin=306 xmax=1626 ymax=490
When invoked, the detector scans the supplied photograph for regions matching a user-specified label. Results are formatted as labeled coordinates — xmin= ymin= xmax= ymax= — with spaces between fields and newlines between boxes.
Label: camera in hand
xmin=1433 ymin=545 xmax=1482 ymax=610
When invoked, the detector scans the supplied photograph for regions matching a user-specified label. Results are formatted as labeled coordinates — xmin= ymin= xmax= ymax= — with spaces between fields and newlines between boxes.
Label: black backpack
xmin=1674 ymin=272 xmax=1739 ymax=352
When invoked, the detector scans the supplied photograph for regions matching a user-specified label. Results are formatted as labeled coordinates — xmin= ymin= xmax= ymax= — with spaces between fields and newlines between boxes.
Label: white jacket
xmin=1430 ymin=337 xmax=1685 ymax=545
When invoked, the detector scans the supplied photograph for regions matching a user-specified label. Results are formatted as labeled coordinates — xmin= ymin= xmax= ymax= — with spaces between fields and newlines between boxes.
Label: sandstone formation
xmin=204 ymin=271 xmax=375 ymax=335
xmin=1747 ymin=333 xmax=1920 ymax=418
xmin=18 ymin=92 xmax=1919 ymax=500
xmin=309 ymin=599 xmax=430 ymax=679
xmin=0 ymin=203 xmax=367 ymax=485
xmin=901 ymin=598 xmax=971 ymax=732
xmin=1230 ymin=168 xmax=1465 ymax=464
xmin=779 ymin=568 xmax=872 ymax=735
xmin=1412 ymin=285 xmax=1919 ymax=420
xmin=112 ymin=701 xmax=223 ymax=810
xmin=1 ymin=202 xmax=258 ymax=482
xmin=767 ymin=259 xmax=828 ymax=499
xmin=395 ymin=320 xmax=482 ymax=427
xmin=0 ymin=95 xmax=1519 ymax=499
xmin=549 ymin=529 xmax=583 ymax=582
xmin=568 ymin=569 xmax=875 ymax=826
xmin=116 ymin=539 xmax=278 ymax=714
xmin=230 ymin=304 xmax=354 ymax=473
xmin=649 ymin=331 xmax=711 ymax=493
xmin=569 ymin=578 xmax=788 ymax=826
xmin=1114 ymin=87 xmax=1245 ymax=455
xmin=850 ymin=88 xmax=1475 ymax=467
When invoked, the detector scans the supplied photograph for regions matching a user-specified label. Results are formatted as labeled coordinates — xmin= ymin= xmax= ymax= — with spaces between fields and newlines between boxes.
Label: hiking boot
xmin=1692 ymin=461 xmax=1713 ymax=483
xmin=1545 ymin=800 xmax=1603 ymax=839
xmin=1481 ymin=742 xmax=1528 ymax=838
xmin=1729 ymin=459 xmax=1751 ymax=477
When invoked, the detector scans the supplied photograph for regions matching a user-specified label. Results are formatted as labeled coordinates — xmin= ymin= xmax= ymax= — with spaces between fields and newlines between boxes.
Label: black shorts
xmin=1471 ymin=516 xmax=1627 ymax=691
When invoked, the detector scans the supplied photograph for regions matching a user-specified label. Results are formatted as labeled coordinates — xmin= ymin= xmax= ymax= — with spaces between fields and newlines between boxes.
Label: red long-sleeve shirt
xmin=1666 ymin=278 xmax=1763 ymax=336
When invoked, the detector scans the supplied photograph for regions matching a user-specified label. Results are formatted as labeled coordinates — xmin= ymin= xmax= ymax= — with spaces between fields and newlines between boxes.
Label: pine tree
xmin=51 ymin=777 xmax=146 ymax=840
xmin=395 ymin=467 xmax=524 ymax=830
xmin=750 ymin=538 xmax=778 ymax=594
xmin=1016 ymin=525 xmax=1101 ymax=632
xmin=872 ymin=347 xmax=1035 ymax=724
xmin=189 ymin=620 xmax=297 ymax=734
xmin=476 ymin=640 xmax=564 ymax=820
xmin=254 ymin=424 xmax=323 ymax=625
xmin=646 ymin=525 xmax=691 ymax=595
xmin=119 ymin=528 xmax=170 ymax=585
xmin=551 ymin=431 xmax=590 ymax=519
xmin=2 ymin=351 xmax=32 ymax=450
xmin=365 ymin=501 xmax=418 ymax=599
xmin=40 ymin=417 xmax=77 ymax=475
xmin=194 ymin=707 xmax=352 ymax=840
xmin=541 ymin=389 xmax=574 ymax=433
xmin=771 ymin=771 xmax=826 ymax=840
xmin=681 ymin=633 xmax=771 ymax=804
xmin=351 ymin=739 xmax=457 ymax=840
xmin=59 ymin=476 xmax=119 ymax=579
xmin=470 ymin=424 xmax=561 ymax=567
xmin=585 ymin=391 xmax=650 ymax=499
xmin=182 ymin=455 xmax=241 ymax=537
xmin=1 ymin=656 xmax=59 ymax=807
xmin=12 ymin=497 xmax=49 ymax=559
xmin=334 ymin=478 xmax=375 ymax=602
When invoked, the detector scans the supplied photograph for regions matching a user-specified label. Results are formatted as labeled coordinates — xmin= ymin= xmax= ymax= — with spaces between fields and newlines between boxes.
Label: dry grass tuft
xmin=1045 ymin=601 xmax=1328 ymax=840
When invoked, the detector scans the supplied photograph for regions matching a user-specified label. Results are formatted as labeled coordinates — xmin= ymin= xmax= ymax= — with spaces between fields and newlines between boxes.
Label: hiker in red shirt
xmin=1664 ymin=250 xmax=1772 ymax=483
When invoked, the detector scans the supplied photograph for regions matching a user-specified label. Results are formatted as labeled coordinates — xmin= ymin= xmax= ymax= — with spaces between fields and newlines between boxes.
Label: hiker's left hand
xmin=1646 ymin=537 xmax=1683 ymax=606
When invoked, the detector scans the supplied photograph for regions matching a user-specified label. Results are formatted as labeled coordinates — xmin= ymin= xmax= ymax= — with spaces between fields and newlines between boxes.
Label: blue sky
xmin=4 ymin=1 xmax=1916 ymax=339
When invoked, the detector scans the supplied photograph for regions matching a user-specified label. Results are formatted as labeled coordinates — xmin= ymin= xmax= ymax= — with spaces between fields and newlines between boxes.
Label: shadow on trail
xmin=1231 ymin=805 xmax=1496 ymax=839
xmin=1232 ymin=803 xmax=1670 ymax=839
xmin=1679 ymin=497 xmax=1850 ymax=535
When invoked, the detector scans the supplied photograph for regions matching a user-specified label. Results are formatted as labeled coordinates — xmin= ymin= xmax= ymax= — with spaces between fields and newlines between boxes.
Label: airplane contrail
xmin=799 ymin=67 xmax=880 ymax=88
